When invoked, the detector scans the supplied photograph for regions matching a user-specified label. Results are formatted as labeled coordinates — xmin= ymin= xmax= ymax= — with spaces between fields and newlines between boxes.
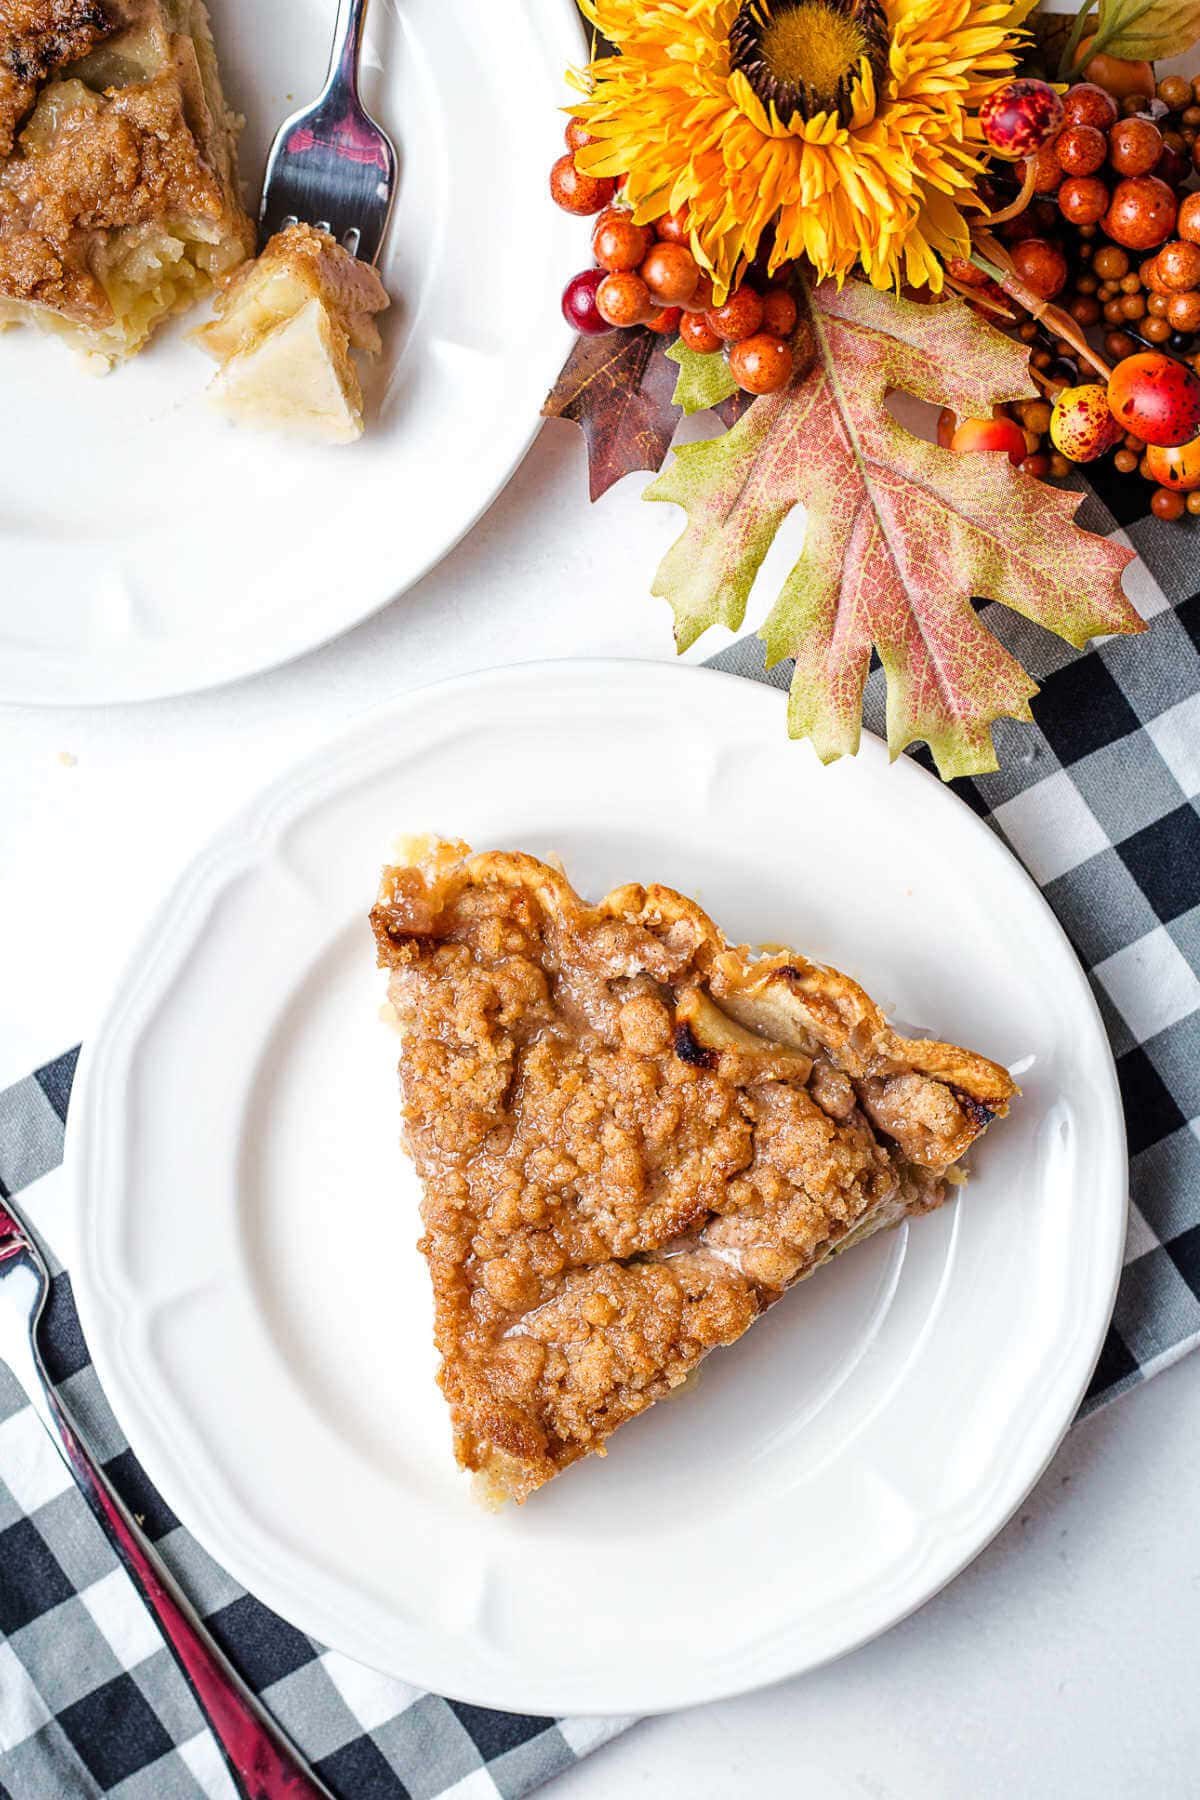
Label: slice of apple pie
xmin=371 ymin=839 xmax=1016 ymax=1507
xmin=0 ymin=0 xmax=253 ymax=364
xmin=192 ymin=221 xmax=389 ymax=442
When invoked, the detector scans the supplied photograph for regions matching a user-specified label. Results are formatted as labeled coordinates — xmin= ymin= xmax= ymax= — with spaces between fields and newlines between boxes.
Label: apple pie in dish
xmin=0 ymin=0 xmax=252 ymax=363
xmin=371 ymin=839 xmax=1016 ymax=1506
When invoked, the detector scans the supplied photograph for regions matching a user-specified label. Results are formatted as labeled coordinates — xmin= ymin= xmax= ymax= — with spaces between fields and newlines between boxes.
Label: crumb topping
xmin=372 ymin=845 xmax=1014 ymax=1502
xmin=0 ymin=70 xmax=225 ymax=319
xmin=0 ymin=0 xmax=115 ymax=155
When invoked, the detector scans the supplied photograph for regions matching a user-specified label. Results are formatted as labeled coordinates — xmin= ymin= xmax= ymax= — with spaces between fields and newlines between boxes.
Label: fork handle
xmin=39 ymin=1372 xmax=336 ymax=1799
xmin=324 ymin=0 xmax=372 ymax=100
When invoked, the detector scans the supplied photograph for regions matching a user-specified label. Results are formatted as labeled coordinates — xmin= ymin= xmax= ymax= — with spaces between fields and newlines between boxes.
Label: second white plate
xmin=0 ymin=0 xmax=581 ymax=704
xmin=67 ymin=660 xmax=1126 ymax=1715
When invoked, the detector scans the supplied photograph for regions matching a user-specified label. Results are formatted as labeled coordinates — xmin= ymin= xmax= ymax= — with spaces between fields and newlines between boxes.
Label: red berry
xmin=1156 ymin=143 xmax=1191 ymax=190
xmin=561 ymin=268 xmax=613 ymax=335
xmin=1108 ymin=351 xmax=1200 ymax=447
xmin=729 ymin=333 xmax=793 ymax=394
xmin=1011 ymin=237 xmax=1069 ymax=299
xmin=595 ymin=270 xmax=654 ymax=328
xmin=1054 ymin=124 xmax=1107 ymax=176
xmin=1151 ymin=486 xmax=1187 ymax=520
xmin=1058 ymin=177 xmax=1109 ymax=227
xmin=1028 ymin=142 xmax=1062 ymax=193
xmin=761 ymin=287 xmax=798 ymax=336
xmin=1156 ymin=240 xmax=1200 ymax=291
xmin=944 ymin=256 xmax=990 ymax=288
xmin=645 ymin=305 xmax=683 ymax=335
xmin=706 ymin=287 xmax=764 ymax=342
xmin=980 ymin=78 xmax=1064 ymax=159
xmin=1168 ymin=291 xmax=1200 ymax=333
xmin=640 ymin=241 xmax=700 ymax=306
xmin=1108 ymin=117 xmax=1163 ymax=177
xmin=949 ymin=416 xmax=1027 ymax=465
xmin=592 ymin=214 xmax=651 ymax=271
xmin=655 ymin=207 xmax=691 ymax=243
xmin=549 ymin=153 xmax=615 ymax=216
xmin=1060 ymin=83 xmax=1118 ymax=133
xmin=591 ymin=204 xmax=627 ymax=242
xmin=564 ymin=117 xmax=592 ymax=153
xmin=1102 ymin=176 xmax=1177 ymax=250
xmin=1049 ymin=384 xmax=1122 ymax=462
xmin=679 ymin=311 xmax=723 ymax=354
xmin=681 ymin=269 xmax=715 ymax=314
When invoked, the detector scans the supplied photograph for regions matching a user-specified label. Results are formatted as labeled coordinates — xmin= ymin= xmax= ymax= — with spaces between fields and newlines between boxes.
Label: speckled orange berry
xmin=1145 ymin=436 xmax=1200 ymax=490
xmin=949 ymin=416 xmax=1027 ymax=465
xmin=1108 ymin=352 xmax=1200 ymax=447
xmin=1049 ymin=384 xmax=1123 ymax=462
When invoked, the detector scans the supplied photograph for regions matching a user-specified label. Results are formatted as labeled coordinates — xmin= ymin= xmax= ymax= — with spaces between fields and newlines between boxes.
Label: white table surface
xmin=4 ymin=419 xmax=1200 ymax=1798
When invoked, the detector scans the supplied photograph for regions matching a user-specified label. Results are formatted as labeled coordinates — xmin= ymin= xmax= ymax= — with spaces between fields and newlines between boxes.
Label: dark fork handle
xmin=46 ymin=1390 xmax=336 ymax=1800
xmin=0 ymin=1206 xmax=336 ymax=1800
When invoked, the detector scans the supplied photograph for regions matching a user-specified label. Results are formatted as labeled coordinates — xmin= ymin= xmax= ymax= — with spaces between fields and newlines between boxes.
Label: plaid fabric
xmin=712 ymin=481 xmax=1200 ymax=1408
xmin=0 ymin=1060 xmax=631 ymax=1796
xmin=2 ymin=484 xmax=1199 ymax=1796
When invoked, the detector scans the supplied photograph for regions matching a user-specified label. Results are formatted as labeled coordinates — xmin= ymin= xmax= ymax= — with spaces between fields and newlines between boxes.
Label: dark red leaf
xmin=542 ymin=328 xmax=681 ymax=502
xmin=713 ymin=387 xmax=755 ymax=429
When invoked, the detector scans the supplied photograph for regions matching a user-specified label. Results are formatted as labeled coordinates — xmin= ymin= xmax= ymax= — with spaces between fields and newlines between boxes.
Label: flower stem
xmin=1061 ymin=0 xmax=1163 ymax=82
xmin=982 ymin=156 xmax=1039 ymax=227
xmin=968 ymin=249 xmax=1007 ymax=287
xmin=1057 ymin=5 xmax=1095 ymax=81
xmin=972 ymin=231 xmax=1113 ymax=383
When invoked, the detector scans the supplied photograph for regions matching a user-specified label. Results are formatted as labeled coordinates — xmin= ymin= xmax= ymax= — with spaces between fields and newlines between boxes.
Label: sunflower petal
xmin=570 ymin=0 xmax=1030 ymax=293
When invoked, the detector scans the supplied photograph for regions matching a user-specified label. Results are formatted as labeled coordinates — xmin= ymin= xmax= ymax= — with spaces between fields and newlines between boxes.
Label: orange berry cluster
xmin=1015 ymin=78 xmax=1198 ymax=276
xmin=550 ymin=123 xmax=797 ymax=396
xmin=965 ymin=68 xmax=1200 ymax=520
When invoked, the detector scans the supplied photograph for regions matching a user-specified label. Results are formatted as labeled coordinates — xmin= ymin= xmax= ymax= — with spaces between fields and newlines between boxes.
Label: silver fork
xmin=0 ymin=1194 xmax=337 ymax=1800
xmin=258 ymin=0 xmax=397 ymax=262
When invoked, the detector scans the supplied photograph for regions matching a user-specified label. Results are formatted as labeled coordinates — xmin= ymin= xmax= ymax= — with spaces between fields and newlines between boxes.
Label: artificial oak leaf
xmin=1092 ymin=0 xmax=1200 ymax=63
xmin=645 ymin=278 xmax=1142 ymax=781
xmin=667 ymin=339 xmax=738 ymax=416
xmin=713 ymin=386 xmax=755 ymax=429
xmin=542 ymin=327 xmax=680 ymax=502
xmin=667 ymin=339 xmax=755 ymax=428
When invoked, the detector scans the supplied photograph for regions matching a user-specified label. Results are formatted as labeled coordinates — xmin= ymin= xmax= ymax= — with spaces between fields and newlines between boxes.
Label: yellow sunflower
xmin=571 ymin=0 xmax=1036 ymax=300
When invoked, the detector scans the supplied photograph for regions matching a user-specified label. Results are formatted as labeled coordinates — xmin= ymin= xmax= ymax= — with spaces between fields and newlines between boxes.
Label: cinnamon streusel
xmin=0 ymin=0 xmax=252 ymax=361
xmin=371 ymin=839 xmax=1016 ymax=1505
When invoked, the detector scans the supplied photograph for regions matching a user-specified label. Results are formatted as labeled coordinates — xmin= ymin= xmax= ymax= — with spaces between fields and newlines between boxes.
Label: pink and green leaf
xmin=646 ymin=278 xmax=1142 ymax=780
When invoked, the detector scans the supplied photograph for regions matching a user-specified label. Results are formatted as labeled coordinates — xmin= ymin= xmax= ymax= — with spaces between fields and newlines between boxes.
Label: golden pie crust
xmin=0 ymin=0 xmax=253 ymax=362
xmin=371 ymin=838 xmax=1016 ymax=1506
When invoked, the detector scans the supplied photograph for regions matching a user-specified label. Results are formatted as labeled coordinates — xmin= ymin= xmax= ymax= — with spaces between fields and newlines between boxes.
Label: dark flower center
xmin=729 ymin=0 xmax=888 ymax=128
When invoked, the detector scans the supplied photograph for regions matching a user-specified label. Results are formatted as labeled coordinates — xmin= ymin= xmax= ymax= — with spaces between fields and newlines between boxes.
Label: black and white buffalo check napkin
xmin=3 ymin=478 xmax=1200 ymax=1798
xmin=0 ymin=1050 xmax=631 ymax=1799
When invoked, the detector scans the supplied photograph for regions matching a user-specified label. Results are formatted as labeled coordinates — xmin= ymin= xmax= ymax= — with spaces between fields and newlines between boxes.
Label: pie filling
xmin=193 ymin=221 xmax=390 ymax=442
xmin=0 ymin=0 xmax=253 ymax=363
xmin=371 ymin=838 xmax=1017 ymax=1506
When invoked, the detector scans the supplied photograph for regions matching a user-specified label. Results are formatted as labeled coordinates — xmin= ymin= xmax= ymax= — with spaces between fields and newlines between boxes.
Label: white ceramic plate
xmin=67 ymin=661 xmax=1126 ymax=1716
xmin=0 ymin=0 xmax=581 ymax=705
